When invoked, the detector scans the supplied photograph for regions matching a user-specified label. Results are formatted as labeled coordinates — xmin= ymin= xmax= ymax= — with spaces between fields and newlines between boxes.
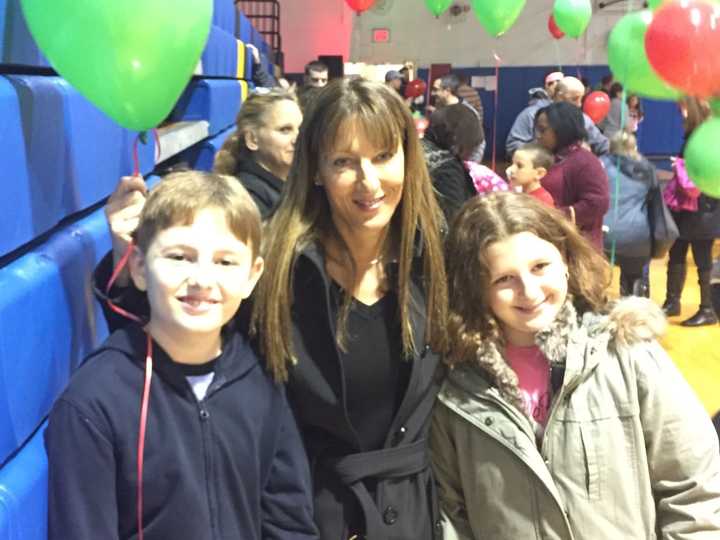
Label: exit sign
xmin=372 ymin=28 xmax=391 ymax=43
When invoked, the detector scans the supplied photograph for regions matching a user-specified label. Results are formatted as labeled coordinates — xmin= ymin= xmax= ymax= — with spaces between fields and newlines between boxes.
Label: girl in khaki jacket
xmin=432 ymin=192 xmax=720 ymax=539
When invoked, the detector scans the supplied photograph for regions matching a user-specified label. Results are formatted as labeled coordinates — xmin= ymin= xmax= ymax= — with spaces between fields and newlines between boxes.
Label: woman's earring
xmin=314 ymin=178 xmax=322 ymax=186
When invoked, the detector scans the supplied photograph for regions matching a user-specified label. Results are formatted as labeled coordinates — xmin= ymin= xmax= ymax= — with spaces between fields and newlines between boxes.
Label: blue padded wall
xmin=0 ymin=77 xmax=34 ymax=257
xmin=171 ymin=79 xmax=242 ymax=136
xmin=237 ymin=11 xmax=253 ymax=43
xmin=202 ymin=25 xmax=238 ymax=78
xmin=213 ymin=0 xmax=236 ymax=35
xmin=0 ymin=0 xmax=49 ymax=67
xmin=0 ymin=423 xmax=47 ymax=540
xmin=1 ymin=75 xmax=155 ymax=256
xmin=0 ymin=208 xmax=111 ymax=463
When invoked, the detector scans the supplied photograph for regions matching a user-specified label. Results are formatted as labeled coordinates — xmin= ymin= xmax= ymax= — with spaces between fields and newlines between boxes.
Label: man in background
xmin=303 ymin=61 xmax=329 ymax=88
xmin=430 ymin=73 xmax=485 ymax=163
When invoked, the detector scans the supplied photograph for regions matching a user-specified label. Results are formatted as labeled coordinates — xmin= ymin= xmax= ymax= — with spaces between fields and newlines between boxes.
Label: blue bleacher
xmin=0 ymin=207 xmax=111 ymax=463
xmin=171 ymin=79 xmax=243 ymax=136
xmin=236 ymin=10 xmax=253 ymax=43
xmin=0 ymin=77 xmax=35 ymax=257
xmin=202 ymin=25 xmax=239 ymax=78
xmin=0 ymin=0 xmax=49 ymax=68
xmin=213 ymin=0 xmax=236 ymax=35
xmin=1 ymin=75 xmax=155 ymax=256
xmin=0 ymin=423 xmax=47 ymax=540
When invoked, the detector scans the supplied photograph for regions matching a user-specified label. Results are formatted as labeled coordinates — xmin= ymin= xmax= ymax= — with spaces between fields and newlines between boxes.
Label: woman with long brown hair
xmin=252 ymin=77 xmax=448 ymax=539
xmin=432 ymin=192 xmax=720 ymax=539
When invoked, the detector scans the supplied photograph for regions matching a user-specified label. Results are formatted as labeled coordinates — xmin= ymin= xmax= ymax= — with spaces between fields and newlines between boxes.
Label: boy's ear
xmin=239 ymin=256 xmax=264 ymax=300
xmin=244 ymin=129 xmax=259 ymax=152
xmin=128 ymin=246 xmax=148 ymax=292
xmin=535 ymin=167 xmax=548 ymax=180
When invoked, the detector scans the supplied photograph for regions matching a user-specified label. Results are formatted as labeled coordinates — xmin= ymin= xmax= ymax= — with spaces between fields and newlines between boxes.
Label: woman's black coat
xmin=288 ymin=244 xmax=444 ymax=540
xmin=234 ymin=157 xmax=284 ymax=219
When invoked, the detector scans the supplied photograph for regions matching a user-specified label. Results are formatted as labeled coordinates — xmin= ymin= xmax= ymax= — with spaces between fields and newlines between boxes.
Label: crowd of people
xmin=43 ymin=59 xmax=720 ymax=540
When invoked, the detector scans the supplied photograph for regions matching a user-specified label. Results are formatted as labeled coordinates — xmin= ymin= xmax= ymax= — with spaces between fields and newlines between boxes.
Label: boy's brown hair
xmin=517 ymin=143 xmax=554 ymax=173
xmin=134 ymin=171 xmax=261 ymax=257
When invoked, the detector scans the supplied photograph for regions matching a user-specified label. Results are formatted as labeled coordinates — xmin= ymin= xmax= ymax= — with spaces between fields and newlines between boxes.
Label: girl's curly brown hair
xmin=445 ymin=192 xmax=611 ymax=367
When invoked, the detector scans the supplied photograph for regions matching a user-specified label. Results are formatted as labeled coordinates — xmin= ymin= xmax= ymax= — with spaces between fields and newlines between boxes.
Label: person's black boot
xmin=681 ymin=271 xmax=719 ymax=327
xmin=712 ymin=283 xmax=720 ymax=321
xmin=632 ymin=278 xmax=649 ymax=298
xmin=662 ymin=264 xmax=686 ymax=316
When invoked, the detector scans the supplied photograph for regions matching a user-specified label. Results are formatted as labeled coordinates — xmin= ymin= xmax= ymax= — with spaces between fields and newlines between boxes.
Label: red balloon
xmin=548 ymin=14 xmax=565 ymax=39
xmin=645 ymin=0 xmax=720 ymax=98
xmin=345 ymin=0 xmax=375 ymax=13
xmin=583 ymin=91 xmax=611 ymax=124
xmin=405 ymin=78 xmax=427 ymax=99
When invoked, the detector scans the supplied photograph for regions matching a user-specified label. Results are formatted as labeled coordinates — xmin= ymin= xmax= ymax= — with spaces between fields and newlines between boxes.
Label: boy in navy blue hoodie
xmin=45 ymin=171 xmax=318 ymax=540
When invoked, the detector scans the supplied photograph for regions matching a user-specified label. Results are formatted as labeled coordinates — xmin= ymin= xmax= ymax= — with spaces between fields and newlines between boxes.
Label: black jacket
xmin=45 ymin=324 xmax=318 ymax=540
xmin=234 ymin=157 xmax=285 ymax=219
xmin=421 ymin=138 xmax=476 ymax=222
xmin=288 ymin=244 xmax=444 ymax=540
xmin=92 ymin=243 xmax=445 ymax=539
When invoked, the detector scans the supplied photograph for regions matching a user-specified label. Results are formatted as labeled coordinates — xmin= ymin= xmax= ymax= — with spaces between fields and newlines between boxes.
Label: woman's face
xmin=318 ymin=122 xmax=405 ymax=245
xmin=249 ymin=100 xmax=303 ymax=179
xmin=534 ymin=112 xmax=557 ymax=153
xmin=485 ymin=232 xmax=568 ymax=346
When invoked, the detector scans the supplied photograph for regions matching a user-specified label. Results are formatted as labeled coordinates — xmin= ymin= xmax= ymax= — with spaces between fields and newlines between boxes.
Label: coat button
xmin=484 ymin=417 xmax=494 ymax=426
xmin=383 ymin=506 xmax=398 ymax=525
xmin=392 ymin=426 xmax=407 ymax=445
xmin=199 ymin=409 xmax=210 ymax=420
xmin=435 ymin=519 xmax=443 ymax=532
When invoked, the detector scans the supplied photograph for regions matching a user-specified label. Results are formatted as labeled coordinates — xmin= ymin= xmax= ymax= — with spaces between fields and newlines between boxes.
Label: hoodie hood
xmin=93 ymin=324 xmax=261 ymax=398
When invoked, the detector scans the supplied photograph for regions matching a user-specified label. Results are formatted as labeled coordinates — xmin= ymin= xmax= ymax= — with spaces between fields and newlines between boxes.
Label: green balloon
xmin=424 ymin=0 xmax=453 ymax=17
xmin=647 ymin=0 xmax=664 ymax=9
xmin=712 ymin=99 xmax=720 ymax=117
xmin=20 ymin=0 xmax=212 ymax=131
xmin=470 ymin=0 xmax=526 ymax=37
xmin=607 ymin=10 xmax=681 ymax=101
xmin=685 ymin=118 xmax=720 ymax=198
xmin=553 ymin=0 xmax=592 ymax=38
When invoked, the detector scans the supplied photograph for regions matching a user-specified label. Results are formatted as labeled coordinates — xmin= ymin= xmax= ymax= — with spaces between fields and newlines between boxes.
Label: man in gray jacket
xmin=506 ymin=76 xmax=609 ymax=158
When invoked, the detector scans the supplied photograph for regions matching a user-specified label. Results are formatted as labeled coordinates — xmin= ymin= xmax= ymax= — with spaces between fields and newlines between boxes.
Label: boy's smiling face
xmin=130 ymin=207 xmax=263 ymax=344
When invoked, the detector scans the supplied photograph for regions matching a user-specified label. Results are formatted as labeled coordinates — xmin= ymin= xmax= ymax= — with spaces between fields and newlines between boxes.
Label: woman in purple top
xmin=535 ymin=102 xmax=609 ymax=251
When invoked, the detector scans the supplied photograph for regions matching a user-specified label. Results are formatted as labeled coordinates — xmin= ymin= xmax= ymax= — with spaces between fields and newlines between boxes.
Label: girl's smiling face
xmin=485 ymin=231 xmax=568 ymax=346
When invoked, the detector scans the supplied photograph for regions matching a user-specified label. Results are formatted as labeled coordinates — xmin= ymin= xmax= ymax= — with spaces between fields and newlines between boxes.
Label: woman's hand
xmin=105 ymin=175 xmax=147 ymax=286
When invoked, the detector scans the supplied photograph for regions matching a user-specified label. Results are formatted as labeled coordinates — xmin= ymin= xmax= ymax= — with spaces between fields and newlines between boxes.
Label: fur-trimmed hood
xmin=450 ymin=297 xmax=667 ymax=411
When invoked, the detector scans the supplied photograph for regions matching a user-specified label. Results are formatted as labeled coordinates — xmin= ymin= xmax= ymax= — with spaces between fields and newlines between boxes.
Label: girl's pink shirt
xmin=505 ymin=344 xmax=551 ymax=428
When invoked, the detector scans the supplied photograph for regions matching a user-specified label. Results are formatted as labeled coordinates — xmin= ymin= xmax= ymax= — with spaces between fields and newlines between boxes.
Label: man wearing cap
xmin=506 ymin=74 xmax=609 ymax=158
xmin=430 ymin=73 xmax=486 ymax=163
xmin=385 ymin=70 xmax=404 ymax=94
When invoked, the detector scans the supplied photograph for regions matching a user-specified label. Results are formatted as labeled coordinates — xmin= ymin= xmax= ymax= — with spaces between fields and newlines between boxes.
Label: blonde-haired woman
xmin=253 ymin=78 xmax=449 ymax=539
xmin=601 ymin=131 xmax=658 ymax=297
xmin=214 ymin=89 xmax=302 ymax=218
